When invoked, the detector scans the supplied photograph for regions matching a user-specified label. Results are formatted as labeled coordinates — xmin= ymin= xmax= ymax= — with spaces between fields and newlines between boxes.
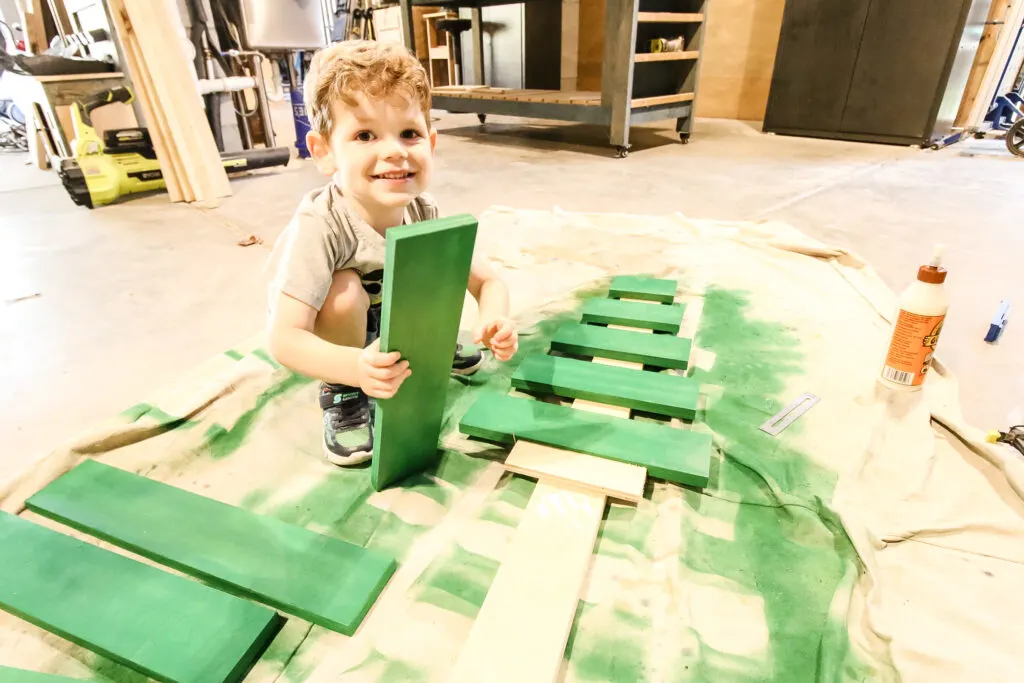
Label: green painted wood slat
xmin=580 ymin=297 xmax=685 ymax=333
xmin=511 ymin=354 xmax=699 ymax=419
xmin=26 ymin=460 xmax=396 ymax=636
xmin=372 ymin=215 xmax=478 ymax=490
xmin=0 ymin=511 xmax=281 ymax=683
xmin=550 ymin=322 xmax=691 ymax=369
xmin=608 ymin=275 xmax=677 ymax=303
xmin=459 ymin=392 xmax=711 ymax=487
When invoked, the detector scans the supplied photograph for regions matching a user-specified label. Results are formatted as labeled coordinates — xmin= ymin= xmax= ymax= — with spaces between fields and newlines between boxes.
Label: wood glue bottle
xmin=880 ymin=245 xmax=949 ymax=390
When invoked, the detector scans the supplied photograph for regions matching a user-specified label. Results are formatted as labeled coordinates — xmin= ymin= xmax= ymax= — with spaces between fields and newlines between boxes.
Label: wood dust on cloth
xmin=1 ymin=207 xmax=1021 ymax=683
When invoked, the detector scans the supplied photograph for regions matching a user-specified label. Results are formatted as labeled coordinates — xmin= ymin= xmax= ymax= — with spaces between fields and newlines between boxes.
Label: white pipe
xmin=197 ymin=76 xmax=257 ymax=95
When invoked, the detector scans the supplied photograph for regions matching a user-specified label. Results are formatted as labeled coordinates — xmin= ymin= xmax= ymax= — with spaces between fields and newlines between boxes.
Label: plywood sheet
xmin=503 ymin=440 xmax=645 ymax=502
xmin=695 ymin=0 xmax=787 ymax=120
xmin=446 ymin=483 xmax=604 ymax=683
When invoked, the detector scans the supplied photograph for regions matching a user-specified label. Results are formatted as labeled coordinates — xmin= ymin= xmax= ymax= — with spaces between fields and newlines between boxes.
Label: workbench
xmin=0 ymin=71 xmax=132 ymax=167
xmin=397 ymin=0 xmax=708 ymax=156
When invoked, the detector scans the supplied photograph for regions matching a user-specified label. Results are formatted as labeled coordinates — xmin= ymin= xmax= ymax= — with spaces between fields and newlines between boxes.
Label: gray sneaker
xmin=452 ymin=343 xmax=483 ymax=376
xmin=319 ymin=383 xmax=373 ymax=466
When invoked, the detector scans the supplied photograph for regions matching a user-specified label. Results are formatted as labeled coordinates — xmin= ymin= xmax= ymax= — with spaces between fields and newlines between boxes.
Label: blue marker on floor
xmin=984 ymin=301 xmax=1010 ymax=343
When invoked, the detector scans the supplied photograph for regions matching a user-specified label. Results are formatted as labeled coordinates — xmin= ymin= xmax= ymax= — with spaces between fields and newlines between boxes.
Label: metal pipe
xmin=197 ymin=76 xmax=257 ymax=94
xmin=225 ymin=49 xmax=278 ymax=147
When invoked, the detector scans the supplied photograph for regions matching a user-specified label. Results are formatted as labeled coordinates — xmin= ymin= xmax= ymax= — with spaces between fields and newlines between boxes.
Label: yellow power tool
xmin=58 ymin=87 xmax=290 ymax=208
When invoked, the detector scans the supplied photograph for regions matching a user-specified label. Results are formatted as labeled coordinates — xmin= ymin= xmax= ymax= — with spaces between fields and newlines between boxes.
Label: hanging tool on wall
xmin=348 ymin=0 xmax=377 ymax=40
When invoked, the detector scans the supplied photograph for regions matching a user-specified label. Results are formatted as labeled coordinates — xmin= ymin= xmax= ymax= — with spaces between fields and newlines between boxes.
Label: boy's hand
xmin=473 ymin=317 xmax=519 ymax=362
xmin=357 ymin=339 xmax=411 ymax=399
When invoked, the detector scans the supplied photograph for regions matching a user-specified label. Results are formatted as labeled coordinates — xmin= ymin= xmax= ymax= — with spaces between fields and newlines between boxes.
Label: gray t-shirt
xmin=266 ymin=183 xmax=439 ymax=313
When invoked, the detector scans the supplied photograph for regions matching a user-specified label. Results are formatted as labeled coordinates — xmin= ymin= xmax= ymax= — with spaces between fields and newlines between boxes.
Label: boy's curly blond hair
xmin=304 ymin=40 xmax=432 ymax=139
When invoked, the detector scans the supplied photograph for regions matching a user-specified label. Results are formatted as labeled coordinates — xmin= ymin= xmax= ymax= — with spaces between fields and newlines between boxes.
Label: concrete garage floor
xmin=1 ymin=114 xmax=1021 ymax=485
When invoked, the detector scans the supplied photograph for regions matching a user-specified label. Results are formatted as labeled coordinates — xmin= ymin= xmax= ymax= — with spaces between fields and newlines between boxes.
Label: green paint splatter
xmin=494 ymin=472 xmax=537 ymax=508
xmin=378 ymin=658 xmax=430 ymax=683
xmin=398 ymin=472 xmax=453 ymax=507
xmin=413 ymin=545 xmax=500 ymax=619
xmin=566 ymin=603 xmax=649 ymax=683
xmin=427 ymin=446 xmax=490 ymax=489
xmin=87 ymin=657 xmax=148 ymax=683
xmin=676 ymin=287 xmax=867 ymax=682
xmin=119 ymin=403 xmax=194 ymax=430
xmin=223 ymin=349 xmax=245 ymax=361
xmin=203 ymin=371 xmax=313 ymax=459
xmin=338 ymin=650 xmax=429 ymax=683
xmin=597 ymin=503 xmax=656 ymax=559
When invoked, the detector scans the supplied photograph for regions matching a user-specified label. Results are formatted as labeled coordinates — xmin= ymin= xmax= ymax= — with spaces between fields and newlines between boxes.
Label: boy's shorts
xmin=365 ymin=301 xmax=382 ymax=347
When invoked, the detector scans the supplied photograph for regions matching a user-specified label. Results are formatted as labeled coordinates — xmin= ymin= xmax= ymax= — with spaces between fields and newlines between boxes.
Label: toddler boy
xmin=266 ymin=41 xmax=517 ymax=465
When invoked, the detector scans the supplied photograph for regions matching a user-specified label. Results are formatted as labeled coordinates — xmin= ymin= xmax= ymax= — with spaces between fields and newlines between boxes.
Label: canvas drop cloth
xmin=2 ymin=207 xmax=1022 ymax=683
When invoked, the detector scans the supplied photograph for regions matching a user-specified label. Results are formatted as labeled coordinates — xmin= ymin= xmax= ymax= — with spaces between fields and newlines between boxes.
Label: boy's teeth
xmin=379 ymin=172 xmax=409 ymax=179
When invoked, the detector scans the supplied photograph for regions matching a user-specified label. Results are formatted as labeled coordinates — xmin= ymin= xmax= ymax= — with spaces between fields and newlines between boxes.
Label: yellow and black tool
xmin=58 ymin=87 xmax=290 ymax=208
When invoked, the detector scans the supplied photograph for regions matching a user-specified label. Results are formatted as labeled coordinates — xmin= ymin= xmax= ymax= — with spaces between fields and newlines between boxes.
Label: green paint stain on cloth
xmin=597 ymin=503 xmax=657 ymax=559
xmin=88 ymin=657 xmax=149 ymax=683
xmin=426 ymin=447 xmax=490 ymax=490
xmin=119 ymin=403 xmax=195 ymax=431
xmin=565 ymin=603 xmax=649 ymax=683
xmin=204 ymin=371 xmax=313 ymax=459
xmin=558 ymin=286 xmax=871 ymax=683
xmin=678 ymin=287 xmax=865 ymax=682
xmin=413 ymin=544 xmax=501 ymax=619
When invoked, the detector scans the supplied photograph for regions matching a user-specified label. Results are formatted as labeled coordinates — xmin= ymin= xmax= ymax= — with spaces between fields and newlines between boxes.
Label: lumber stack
xmin=450 ymin=275 xmax=711 ymax=683
xmin=108 ymin=0 xmax=230 ymax=205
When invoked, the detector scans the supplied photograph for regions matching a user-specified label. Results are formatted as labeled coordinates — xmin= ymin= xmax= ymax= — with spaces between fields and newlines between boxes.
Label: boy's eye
xmin=401 ymin=129 xmax=423 ymax=140
xmin=355 ymin=131 xmax=375 ymax=142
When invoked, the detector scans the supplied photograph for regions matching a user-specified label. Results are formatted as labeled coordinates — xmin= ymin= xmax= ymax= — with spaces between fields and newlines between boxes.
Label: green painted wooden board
xmin=511 ymin=354 xmax=699 ymax=419
xmin=0 ymin=511 xmax=281 ymax=683
xmin=0 ymin=667 xmax=85 ymax=682
xmin=551 ymin=322 xmax=691 ymax=369
xmin=608 ymin=275 xmax=677 ymax=303
xmin=580 ymin=297 xmax=685 ymax=333
xmin=459 ymin=392 xmax=711 ymax=487
xmin=372 ymin=215 xmax=478 ymax=490
xmin=27 ymin=459 xmax=396 ymax=636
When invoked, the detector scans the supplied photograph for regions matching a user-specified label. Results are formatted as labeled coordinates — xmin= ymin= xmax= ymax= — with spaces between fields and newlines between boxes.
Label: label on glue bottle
xmin=882 ymin=311 xmax=945 ymax=386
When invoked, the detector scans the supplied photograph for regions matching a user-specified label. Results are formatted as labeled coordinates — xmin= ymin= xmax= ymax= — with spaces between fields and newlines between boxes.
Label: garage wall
xmin=695 ymin=0 xmax=787 ymax=120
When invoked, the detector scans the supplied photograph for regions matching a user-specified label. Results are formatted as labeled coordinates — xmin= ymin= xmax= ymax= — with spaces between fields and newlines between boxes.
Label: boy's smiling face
xmin=308 ymin=93 xmax=436 ymax=230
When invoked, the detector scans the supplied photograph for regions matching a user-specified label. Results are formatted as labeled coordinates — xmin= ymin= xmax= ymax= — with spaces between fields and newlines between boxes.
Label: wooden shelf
xmin=634 ymin=50 xmax=700 ymax=62
xmin=637 ymin=12 xmax=703 ymax=22
xmin=433 ymin=87 xmax=602 ymax=106
xmin=631 ymin=92 xmax=694 ymax=108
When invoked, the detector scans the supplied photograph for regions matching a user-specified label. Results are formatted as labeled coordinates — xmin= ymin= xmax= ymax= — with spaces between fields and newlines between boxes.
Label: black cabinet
xmin=763 ymin=0 xmax=989 ymax=146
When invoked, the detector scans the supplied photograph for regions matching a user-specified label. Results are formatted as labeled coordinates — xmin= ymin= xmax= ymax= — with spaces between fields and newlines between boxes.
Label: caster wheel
xmin=615 ymin=146 xmax=630 ymax=159
xmin=930 ymin=143 xmax=941 ymax=151
xmin=1006 ymin=118 xmax=1024 ymax=158
xmin=974 ymin=131 xmax=986 ymax=140
xmin=477 ymin=114 xmax=487 ymax=124
xmin=678 ymin=134 xmax=690 ymax=144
